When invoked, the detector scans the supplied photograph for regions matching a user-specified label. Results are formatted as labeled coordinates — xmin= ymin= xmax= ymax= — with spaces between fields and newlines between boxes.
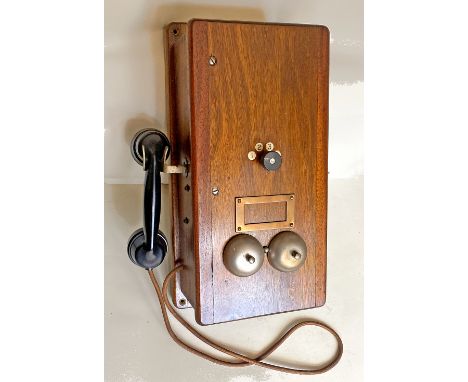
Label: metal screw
xmin=263 ymin=246 xmax=269 ymax=254
xmin=266 ymin=142 xmax=274 ymax=151
xmin=248 ymin=151 xmax=256 ymax=160
xmin=289 ymin=222 xmax=294 ymax=227
xmin=255 ymin=143 xmax=263 ymax=151
xmin=237 ymin=199 xmax=242 ymax=203
xmin=245 ymin=254 xmax=256 ymax=264
xmin=269 ymin=158 xmax=276 ymax=165
xmin=209 ymin=55 xmax=217 ymax=66
xmin=237 ymin=227 xmax=242 ymax=231
xmin=179 ymin=298 xmax=186 ymax=306
xmin=290 ymin=195 xmax=294 ymax=200
xmin=212 ymin=187 xmax=219 ymax=195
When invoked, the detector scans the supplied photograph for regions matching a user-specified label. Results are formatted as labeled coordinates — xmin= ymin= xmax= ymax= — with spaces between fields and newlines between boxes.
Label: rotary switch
xmin=261 ymin=151 xmax=282 ymax=171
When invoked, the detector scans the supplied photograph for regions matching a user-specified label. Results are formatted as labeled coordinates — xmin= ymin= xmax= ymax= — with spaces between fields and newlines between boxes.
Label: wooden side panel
xmin=164 ymin=23 xmax=196 ymax=309
xmin=188 ymin=20 xmax=329 ymax=324
xmin=315 ymin=30 xmax=330 ymax=307
xmin=188 ymin=21 xmax=215 ymax=324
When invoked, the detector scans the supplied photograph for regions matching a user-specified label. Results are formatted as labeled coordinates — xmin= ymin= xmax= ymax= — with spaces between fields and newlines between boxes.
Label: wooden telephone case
xmin=164 ymin=19 xmax=329 ymax=325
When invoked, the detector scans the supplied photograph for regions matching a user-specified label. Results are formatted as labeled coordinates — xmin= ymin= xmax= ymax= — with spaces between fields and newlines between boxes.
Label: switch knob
xmin=261 ymin=151 xmax=282 ymax=171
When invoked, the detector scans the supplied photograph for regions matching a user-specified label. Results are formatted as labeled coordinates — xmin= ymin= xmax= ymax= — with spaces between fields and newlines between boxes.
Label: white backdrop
xmin=104 ymin=0 xmax=363 ymax=183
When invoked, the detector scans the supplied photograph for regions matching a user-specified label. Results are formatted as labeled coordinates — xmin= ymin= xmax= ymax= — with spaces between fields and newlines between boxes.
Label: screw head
xmin=212 ymin=187 xmax=219 ymax=195
xmin=269 ymin=157 xmax=276 ymax=165
xmin=209 ymin=55 xmax=217 ymax=66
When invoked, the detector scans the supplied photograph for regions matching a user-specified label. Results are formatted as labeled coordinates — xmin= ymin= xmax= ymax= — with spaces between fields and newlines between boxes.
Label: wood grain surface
xmin=164 ymin=23 xmax=195 ymax=309
xmin=166 ymin=20 xmax=329 ymax=325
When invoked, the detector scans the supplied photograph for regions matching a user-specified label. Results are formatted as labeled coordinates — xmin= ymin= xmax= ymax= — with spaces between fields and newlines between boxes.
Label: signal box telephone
xmin=126 ymin=19 xmax=343 ymax=375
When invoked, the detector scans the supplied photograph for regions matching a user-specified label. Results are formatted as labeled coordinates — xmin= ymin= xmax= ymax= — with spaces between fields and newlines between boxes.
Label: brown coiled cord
xmin=147 ymin=264 xmax=343 ymax=375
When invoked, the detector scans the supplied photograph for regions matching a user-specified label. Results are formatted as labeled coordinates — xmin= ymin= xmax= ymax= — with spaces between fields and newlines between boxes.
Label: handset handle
xmin=142 ymin=136 xmax=164 ymax=254
xmin=127 ymin=129 xmax=171 ymax=269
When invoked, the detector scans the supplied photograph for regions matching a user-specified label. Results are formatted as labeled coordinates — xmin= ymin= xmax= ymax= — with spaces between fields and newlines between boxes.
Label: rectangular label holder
xmin=235 ymin=194 xmax=295 ymax=232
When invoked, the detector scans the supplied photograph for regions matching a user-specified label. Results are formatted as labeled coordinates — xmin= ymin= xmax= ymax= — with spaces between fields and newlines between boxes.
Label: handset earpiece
xmin=127 ymin=129 xmax=171 ymax=269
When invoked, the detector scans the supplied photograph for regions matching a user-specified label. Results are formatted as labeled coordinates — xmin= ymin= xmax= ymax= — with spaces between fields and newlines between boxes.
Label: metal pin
xmin=212 ymin=187 xmax=219 ymax=195
xmin=291 ymin=251 xmax=302 ymax=260
xmin=245 ymin=254 xmax=256 ymax=264
xmin=209 ymin=55 xmax=217 ymax=66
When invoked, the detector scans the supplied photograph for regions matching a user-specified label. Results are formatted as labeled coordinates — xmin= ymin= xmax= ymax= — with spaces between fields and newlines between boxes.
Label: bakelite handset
xmin=127 ymin=129 xmax=171 ymax=269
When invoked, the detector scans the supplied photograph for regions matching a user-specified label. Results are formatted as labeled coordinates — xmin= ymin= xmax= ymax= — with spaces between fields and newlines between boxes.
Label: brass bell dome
xmin=267 ymin=231 xmax=307 ymax=272
xmin=223 ymin=234 xmax=264 ymax=277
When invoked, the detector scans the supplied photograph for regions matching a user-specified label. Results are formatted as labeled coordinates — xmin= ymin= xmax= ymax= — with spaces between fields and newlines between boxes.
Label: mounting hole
xmin=172 ymin=28 xmax=179 ymax=36
xmin=179 ymin=298 xmax=186 ymax=306
xmin=184 ymin=184 xmax=190 ymax=191
xmin=183 ymin=217 xmax=189 ymax=224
